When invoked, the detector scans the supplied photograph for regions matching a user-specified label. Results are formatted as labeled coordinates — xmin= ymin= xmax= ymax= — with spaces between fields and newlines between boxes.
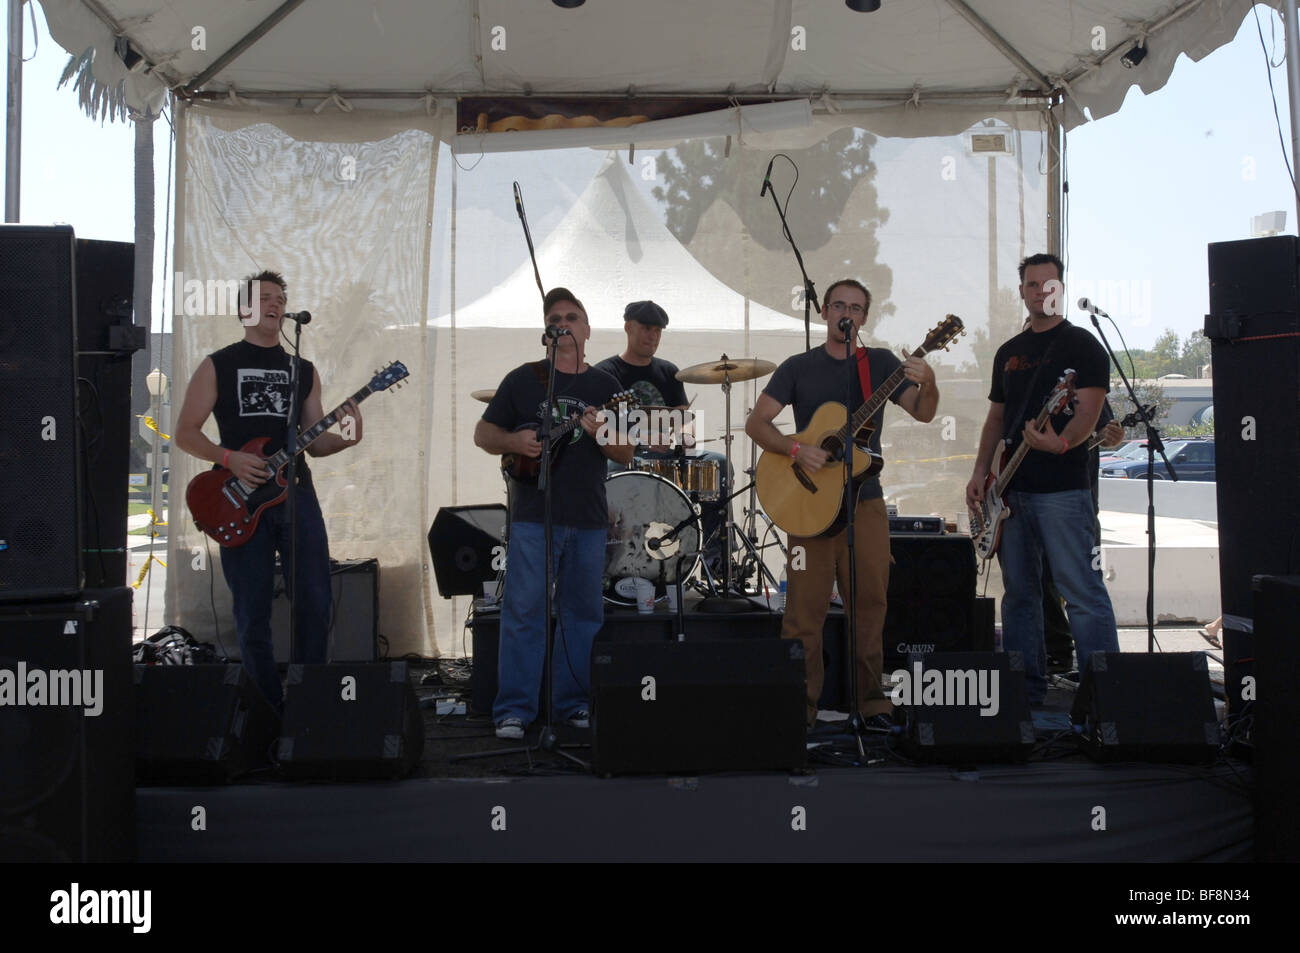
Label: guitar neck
xmin=842 ymin=347 xmax=920 ymax=441
xmin=265 ymin=386 xmax=372 ymax=470
xmin=993 ymin=401 xmax=1058 ymax=496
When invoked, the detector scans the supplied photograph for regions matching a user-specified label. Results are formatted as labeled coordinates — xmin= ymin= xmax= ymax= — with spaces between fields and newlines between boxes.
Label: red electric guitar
xmin=187 ymin=362 xmax=408 ymax=547
xmin=968 ymin=370 xmax=1077 ymax=562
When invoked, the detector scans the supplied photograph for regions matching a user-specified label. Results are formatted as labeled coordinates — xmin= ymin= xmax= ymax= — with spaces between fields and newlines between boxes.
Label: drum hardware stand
xmin=692 ymin=475 xmax=782 ymax=600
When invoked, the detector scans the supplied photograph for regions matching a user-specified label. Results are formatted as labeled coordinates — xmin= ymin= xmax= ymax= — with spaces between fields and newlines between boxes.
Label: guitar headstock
xmin=1045 ymin=369 xmax=1078 ymax=415
xmin=369 ymin=361 xmax=410 ymax=392
xmin=920 ymin=314 xmax=965 ymax=355
xmin=610 ymin=389 xmax=641 ymax=411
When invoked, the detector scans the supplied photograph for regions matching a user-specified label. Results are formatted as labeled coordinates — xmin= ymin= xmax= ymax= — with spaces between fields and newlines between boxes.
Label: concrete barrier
xmin=1101 ymin=543 xmax=1221 ymax=625
xmin=1098 ymin=477 xmax=1218 ymax=522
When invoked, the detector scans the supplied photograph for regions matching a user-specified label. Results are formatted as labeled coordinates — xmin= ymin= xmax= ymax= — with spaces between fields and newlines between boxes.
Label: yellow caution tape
xmin=141 ymin=415 xmax=171 ymax=440
xmin=130 ymin=554 xmax=168 ymax=589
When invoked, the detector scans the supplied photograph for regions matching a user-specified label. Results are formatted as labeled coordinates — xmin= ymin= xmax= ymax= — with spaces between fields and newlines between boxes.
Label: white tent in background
xmin=432 ymin=154 xmax=802 ymax=333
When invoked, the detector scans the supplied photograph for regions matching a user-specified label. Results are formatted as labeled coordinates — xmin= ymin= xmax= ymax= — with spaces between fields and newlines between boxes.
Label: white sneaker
xmin=495 ymin=717 xmax=524 ymax=740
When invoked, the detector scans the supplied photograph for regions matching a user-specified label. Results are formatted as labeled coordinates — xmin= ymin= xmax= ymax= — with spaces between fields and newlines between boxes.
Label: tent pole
xmin=1046 ymin=108 xmax=1062 ymax=257
xmin=5 ymin=0 xmax=21 ymax=222
xmin=1286 ymin=0 xmax=1300 ymax=232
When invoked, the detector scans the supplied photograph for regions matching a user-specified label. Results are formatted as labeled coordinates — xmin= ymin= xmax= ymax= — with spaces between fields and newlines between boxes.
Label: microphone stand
xmin=1089 ymin=313 xmax=1176 ymax=653
xmin=283 ymin=317 xmax=304 ymax=672
xmin=838 ymin=319 xmax=867 ymax=756
xmin=761 ymin=160 xmax=819 ymax=352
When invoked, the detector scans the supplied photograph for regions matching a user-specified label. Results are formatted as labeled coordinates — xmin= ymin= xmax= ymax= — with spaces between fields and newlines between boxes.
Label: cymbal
xmin=471 ymin=389 xmax=496 ymax=403
xmin=676 ymin=356 xmax=776 ymax=385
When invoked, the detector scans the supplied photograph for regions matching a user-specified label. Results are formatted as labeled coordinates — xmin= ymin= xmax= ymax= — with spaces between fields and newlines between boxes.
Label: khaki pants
xmin=782 ymin=496 xmax=892 ymax=724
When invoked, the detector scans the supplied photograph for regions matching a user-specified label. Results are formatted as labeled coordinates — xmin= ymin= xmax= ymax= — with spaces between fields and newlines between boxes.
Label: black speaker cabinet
xmin=134 ymin=664 xmax=279 ymax=784
xmin=269 ymin=558 xmax=379 ymax=663
xmin=591 ymin=640 xmax=806 ymax=776
xmin=0 ymin=225 xmax=82 ymax=600
xmin=277 ymin=662 xmax=423 ymax=780
xmin=429 ymin=505 xmax=507 ymax=598
xmin=1252 ymin=575 xmax=1300 ymax=861
xmin=883 ymin=534 xmax=978 ymax=666
xmin=895 ymin=651 xmax=1034 ymax=763
xmin=1070 ymin=653 xmax=1218 ymax=763
xmin=1206 ymin=236 xmax=1300 ymax=723
xmin=0 ymin=588 xmax=134 ymax=861
xmin=76 ymin=238 xmax=141 ymax=590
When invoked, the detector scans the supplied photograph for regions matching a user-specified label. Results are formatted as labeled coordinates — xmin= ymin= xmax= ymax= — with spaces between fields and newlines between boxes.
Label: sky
xmin=2 ymin=2 xmax=1296 ymax=354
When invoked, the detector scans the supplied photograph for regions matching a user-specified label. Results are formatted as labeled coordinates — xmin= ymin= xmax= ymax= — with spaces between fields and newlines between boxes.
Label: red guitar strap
xmin=855 ymin=347 xmax=873 ymax=403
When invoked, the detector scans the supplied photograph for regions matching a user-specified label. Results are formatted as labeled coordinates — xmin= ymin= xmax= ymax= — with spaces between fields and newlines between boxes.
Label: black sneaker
xmin=863 ymin=714 xmax=896 ymax=733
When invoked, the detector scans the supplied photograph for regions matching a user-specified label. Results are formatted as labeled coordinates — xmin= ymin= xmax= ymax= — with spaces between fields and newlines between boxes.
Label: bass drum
xmin=603 ymin=471 xmax=701 ymax=606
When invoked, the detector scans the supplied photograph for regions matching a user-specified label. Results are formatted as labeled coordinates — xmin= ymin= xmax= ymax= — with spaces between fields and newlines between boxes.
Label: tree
xmin=651 ymin=129 xmax=893 ymax=320
xmin=963 ymin=285 xmax=1026 ymax=379
xmin=1111 ymin=380 xmax=1171 ymax=437
xmin=1181 ymin=330 xmax=1211 ymax=377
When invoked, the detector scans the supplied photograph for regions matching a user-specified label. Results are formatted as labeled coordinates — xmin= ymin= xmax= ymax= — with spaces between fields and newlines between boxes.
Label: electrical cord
xmin=1253 ymin=4 xmax=1299 ymax=197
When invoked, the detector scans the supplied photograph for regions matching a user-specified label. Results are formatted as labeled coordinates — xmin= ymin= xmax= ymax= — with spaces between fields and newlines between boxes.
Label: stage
xmin=133 ymin=673 xmax=1253 ymax=863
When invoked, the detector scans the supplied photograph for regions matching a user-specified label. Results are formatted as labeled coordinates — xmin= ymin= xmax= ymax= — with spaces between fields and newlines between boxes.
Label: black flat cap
xmin=624 ymin=300 xmax=669 ymax=328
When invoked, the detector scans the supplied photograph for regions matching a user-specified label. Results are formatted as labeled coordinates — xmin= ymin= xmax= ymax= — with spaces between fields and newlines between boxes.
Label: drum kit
xmin=473 ymin=355 xmax=784 ymax=608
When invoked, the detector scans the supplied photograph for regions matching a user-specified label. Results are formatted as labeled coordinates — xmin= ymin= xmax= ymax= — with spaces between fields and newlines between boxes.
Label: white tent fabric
xmin=39 ymin=0 xmax=1266 ymax=132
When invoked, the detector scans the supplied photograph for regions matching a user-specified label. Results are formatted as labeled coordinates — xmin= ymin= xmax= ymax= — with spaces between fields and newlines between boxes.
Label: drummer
xmin=593 ymin=300 xmax=689 ymax=450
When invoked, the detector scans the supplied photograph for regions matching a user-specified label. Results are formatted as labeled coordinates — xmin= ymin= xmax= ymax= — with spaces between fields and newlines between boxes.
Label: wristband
xmin=790 ymin=441 xmax=800 ymax=459
xmin=222 ymin=449 xmax=231 ymax=469
xmin=1059 ymin=435 xmax=1069 ymax=455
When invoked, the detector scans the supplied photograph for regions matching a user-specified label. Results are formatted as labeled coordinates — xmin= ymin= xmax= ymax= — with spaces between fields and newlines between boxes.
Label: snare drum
xmin=635 ymin=457 xmax=680 ymax=484
xmin=603 ymin=470 xmax=701 ymax=606
xmin=680 ymin=459 xmax=721 ymax=501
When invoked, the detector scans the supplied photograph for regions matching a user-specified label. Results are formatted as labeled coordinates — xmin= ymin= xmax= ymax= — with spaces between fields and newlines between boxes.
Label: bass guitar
xmin=968 ymin=370 xmax=1077 ymax=561
xmin=755 ymin=315 xmax=964 ymax=537
xmin=501 ymin=391 xmax=639 ymax=482
xmin=187 ymin=362 xmax=409 ymax=547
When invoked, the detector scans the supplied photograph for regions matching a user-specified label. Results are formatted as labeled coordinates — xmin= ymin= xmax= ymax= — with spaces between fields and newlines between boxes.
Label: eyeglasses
xmin=828 ymin=301 xmax=865 ymax=315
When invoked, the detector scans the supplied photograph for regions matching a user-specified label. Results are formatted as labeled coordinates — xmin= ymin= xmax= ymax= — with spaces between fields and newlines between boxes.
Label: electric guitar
xmin=501 ymin=391 xmax=639 ymax=482
xmin=755 ymin=315 xmax=965 ymax=537
xmin=187 ymin=362 xmax=409 ymax=547
xmin=968 ymin=370 xmax=1077 ymax=561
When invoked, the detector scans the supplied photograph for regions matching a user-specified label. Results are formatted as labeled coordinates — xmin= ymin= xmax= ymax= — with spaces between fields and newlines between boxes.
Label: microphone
xmin=837 ymin=317 xmax=856 ymax=336
xmin=283 ymin=310 xmax=312 ymax=324
xmin=759 ymin=155 xmax=776 ymax=198
xmin=1077 ymin=298 xmax=1109 ymax=320
xmin=544 ymin=325 xmax=572 ymax=340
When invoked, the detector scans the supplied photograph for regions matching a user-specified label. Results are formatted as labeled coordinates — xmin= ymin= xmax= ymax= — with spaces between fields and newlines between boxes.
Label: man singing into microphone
xmin=174 ymin=271 xmax=363 ymax=710
xmin=475 ymin=288 xmax=634 ymax=739
xmin=965 ymin=253 xmax=1120 ymax=706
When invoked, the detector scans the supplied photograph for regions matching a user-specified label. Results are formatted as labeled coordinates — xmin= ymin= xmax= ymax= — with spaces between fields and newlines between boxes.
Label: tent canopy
xmin=40 ymin=0 xmax=1263 ymax=132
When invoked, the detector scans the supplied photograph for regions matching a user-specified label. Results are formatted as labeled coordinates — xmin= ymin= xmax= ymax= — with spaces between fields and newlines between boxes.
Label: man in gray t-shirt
xmin=746 ymin=279 xmax=940 ymax=728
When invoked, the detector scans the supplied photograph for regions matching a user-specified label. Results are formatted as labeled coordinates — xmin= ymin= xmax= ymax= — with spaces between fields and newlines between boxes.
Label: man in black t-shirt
xmin=747 ymin=279 xmax=940 ymax=728
xmin=476 ymin=288 xmax=634 ymax=740
xmin=175 ymin=271 xmax=364 ymax=710
xmin=965 ymin=253 xmax=1120 ymax=706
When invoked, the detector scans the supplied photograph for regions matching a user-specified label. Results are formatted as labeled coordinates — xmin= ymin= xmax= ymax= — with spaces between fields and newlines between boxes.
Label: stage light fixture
xmin=1120 ymin=42 xmax=1148 ymax=68
xmin=846 ymin=0 xmax=882 ymax=11
xmin=552 ymin=0 xmax=587 ymax=8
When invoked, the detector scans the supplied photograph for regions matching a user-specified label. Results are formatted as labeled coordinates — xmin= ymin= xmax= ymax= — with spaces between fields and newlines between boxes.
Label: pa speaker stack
xmin=1205 ymin=236 xmax=1300 ymax=730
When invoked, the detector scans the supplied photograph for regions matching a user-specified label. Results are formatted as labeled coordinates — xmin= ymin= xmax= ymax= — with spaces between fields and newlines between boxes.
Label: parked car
xmin=1098 ymin=439 xmax=1148 ymax=467
xmin=1099 ymin=439 xmax=1215 ymax=481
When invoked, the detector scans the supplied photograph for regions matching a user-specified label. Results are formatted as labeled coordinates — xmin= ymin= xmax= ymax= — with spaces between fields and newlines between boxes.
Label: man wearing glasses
xmin=746 ymin=279 xmax=939 ymax=729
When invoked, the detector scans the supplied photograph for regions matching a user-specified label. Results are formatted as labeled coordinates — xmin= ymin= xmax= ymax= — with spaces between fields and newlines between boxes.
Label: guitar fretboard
xmin=264 ymin=385 xmax=373 ymax=471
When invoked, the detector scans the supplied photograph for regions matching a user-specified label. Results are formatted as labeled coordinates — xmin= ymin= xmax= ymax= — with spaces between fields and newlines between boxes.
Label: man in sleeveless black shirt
xmin=175 ymin=271 xmax=364 ymax=710
xmin=476 ymin=288 xmax=634 ymax=740
xmin=965 ymin=253 xmax=1120 ymax=706
xmin=747 ymin=279 xmax=940 ymax=728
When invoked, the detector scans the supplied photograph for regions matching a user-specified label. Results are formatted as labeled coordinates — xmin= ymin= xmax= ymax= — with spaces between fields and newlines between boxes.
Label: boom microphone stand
xmin=283 ymin=315 xmax=304 ymax=669
xmin=837 ymin=318 xmax=867 ymax=756
xmin=759 ymin=154 xmax=819 ymax=353
xmin=1089 ymin=311 xmax=1176 ymax=653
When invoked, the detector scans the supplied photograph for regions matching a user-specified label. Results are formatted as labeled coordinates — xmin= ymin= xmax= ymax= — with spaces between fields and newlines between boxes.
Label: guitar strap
xmin=855 ymin=346 xmax=873 ymax=403
xmin=1006 ymin=332 xmax=1063 ymax=448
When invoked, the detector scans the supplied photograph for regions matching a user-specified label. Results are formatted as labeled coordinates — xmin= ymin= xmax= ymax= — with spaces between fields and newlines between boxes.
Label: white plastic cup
xmin=634 ymin=577 xmax=655 ymax=614
xmin=482 ymin=580 xmax=498 ymax=602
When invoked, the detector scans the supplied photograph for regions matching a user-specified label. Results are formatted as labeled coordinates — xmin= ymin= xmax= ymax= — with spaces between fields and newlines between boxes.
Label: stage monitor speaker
xmin=134 ymin=664 xmax=279 ymax=784
xmin=883 ymin=534 xmax=978 ymax=666
xmin=1070 ymin=653 xmax=1218 ymax=763
xmin=1252 ymin=575 xmax=1300 ymax=862
xmin=76 ymin=238 xmax=140 ymax=590
xmin=0 ymin=588 xmax=134 ymax=861
xmin=429 ymin=505 xmax=507 ymax=597
xmin=1205 ymin=236 xmax=1300 ymax=723
xmin=895 ymin=651 xmax=1034 ymax=763
xmin=277 ymin=662 xmax=423 ymax=780
xmin=591 ymin=640 xmax=806 ymax=776
xmin=0 ymin=224 xmax=82 ymax=601
xmin=269 ymin=558 xmax=379 ymax=663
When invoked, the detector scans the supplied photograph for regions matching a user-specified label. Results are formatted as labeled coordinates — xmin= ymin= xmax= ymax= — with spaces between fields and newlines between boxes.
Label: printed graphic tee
xmin=210 ymin=340 xmax=317 ymax=483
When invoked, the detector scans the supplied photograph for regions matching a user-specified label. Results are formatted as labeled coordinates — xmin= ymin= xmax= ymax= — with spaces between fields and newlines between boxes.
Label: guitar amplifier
xmin=889 ymin=515 xmax=945 ymax=534
xmin=267 ymin=558 xmax=379 ymax=663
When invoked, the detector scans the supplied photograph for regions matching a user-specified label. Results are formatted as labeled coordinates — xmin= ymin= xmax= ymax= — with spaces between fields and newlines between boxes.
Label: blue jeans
xmin=997 ymin=489 xmax=1119 ymax=703
xmin=495 ymin=521 xmax=605 ymax=725
xmin=220 ymin=486 xmax=332 ymax=710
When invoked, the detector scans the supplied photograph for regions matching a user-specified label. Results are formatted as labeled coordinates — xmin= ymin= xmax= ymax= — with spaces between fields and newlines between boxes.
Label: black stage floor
xmin=134 ymin=666 xmax=1254 ymax=862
